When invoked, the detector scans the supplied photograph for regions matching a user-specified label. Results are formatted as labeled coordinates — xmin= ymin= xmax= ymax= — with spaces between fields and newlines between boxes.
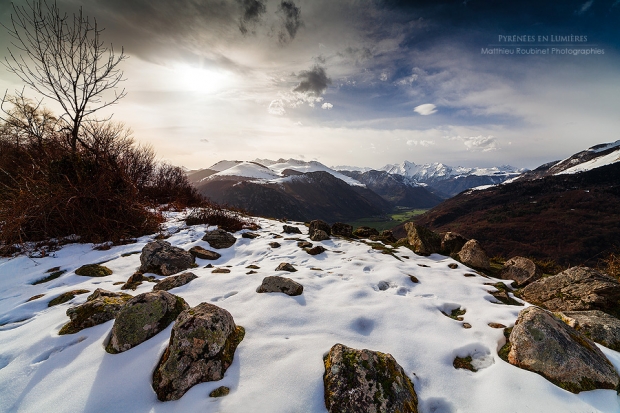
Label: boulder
xmin=152 ymin=303 xmax=245 ymax=401
xmin=256 ymin=276 xmax=303 ymax=296
xmin=504 ymin=306 xmax=619 ymax=393
xmin=275 ymin=262 xmax=297 ymax=272
xmin=189 ymin=246 xmax=221 ymax=260
xmin=153 ymin=272 xmax=198 ymax=292
xmin=520 ymin=267 xmax=620 ymax=315
xmin=269 ymin=242 xmax=281 ymax=248
xmin=457 ymin=239 xmax=490 ymax=270
xmin=440 ymin=232 xmax=468 ymax=255
xmin=310 ymin=229 xmax=330 ymax=241
xmin=121 ymin=272 xmax=145 ymax=290
xmin=379 ymin=230 xmax=397 ymax=243
xmin=309 ymin=220 xmax=331 ymax=236
xmin=297 ymin=241 xmax=313 ymax=248
xmin=59 ymin=289 xmax=132 ymax=335
xmin=283 ymin=225 xmax=302 ymax=234
xmin=352 ymin=226 xmax=379 ymax=238
xmin=140 ymin=240 xmax=195 ymax=276
xmin=500 ymin=256 xmax=542 ymax=287
xmin=106 ymin=291 xmax=189 ymax=354
xmin=557 ymin=310 xmax=620 ymax=351
xmin=48 ymin=289 xmax=89 ymax=307
xmin=241 ymin=232 xmax=259 ymax=239
xmin=202 ymin=229 xmax=236 ymax=249
xmin=323 ymin=343 xmax=418 ymax=413
xmin=404 ymin=223 xmax=441 ymax=256
xmin=306 ymin=246 xmax=326 ymax=255
xmin=75 ymin=264 xmax=112 ymax=277
xmin=331 ymin=222 xmax=353 ymax=238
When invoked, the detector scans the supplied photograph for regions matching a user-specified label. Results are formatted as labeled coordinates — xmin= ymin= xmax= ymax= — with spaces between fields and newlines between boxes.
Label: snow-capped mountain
xmin=380 ymin=161 xmax=524 ymax=182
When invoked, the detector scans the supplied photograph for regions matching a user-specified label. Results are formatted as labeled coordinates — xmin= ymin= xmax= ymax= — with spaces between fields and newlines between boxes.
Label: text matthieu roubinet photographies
xmin=482 ymin=35 xmax=605 ymax=56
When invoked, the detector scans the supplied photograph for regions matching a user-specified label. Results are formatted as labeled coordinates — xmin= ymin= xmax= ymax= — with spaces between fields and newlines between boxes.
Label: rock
xmin=27 ymin=294 xmax=45 ymax=302
xmin=486 ymin=283 xmax=523 ymax=306
xmin=140 ymin=240 xmax=195 ymax=276
xmin=323 ymin=343 xmax=418 ymax=413
xmin=256 ymin=276 xmax=303 ymax=296
xmin=152 ymin=303 xmax=245 ymax=401
xmin=457 ymin=239 xmax=490 ymax=270
xmin=48 ymin=289 xmax=89 ymax=307
xmin=306 ymin=246 xmax=326 ymax=255
xmin=404 ymin=223 xmax=441 ymax=256
xmin=309 ymin=219 xmax=331 ymax=236
xmin=283 ymin=225 xmax=302 ymax=234
xmin=352 ymin=226 xmax=379 ymax=238
xmin=440 ymin=232 xmax=468 ymax=255
xmin=331 ymin=222 xmax=353 ymax=238
xmin=488 ymin=322 xmax=506 ymax=329
xmin=153 ymin=272 xmax=198 ymax=291
xmin=500 ymin=256 xmax=542 ymax=287
xmin=209 ymin=386 xmax=230 ymax=397
xmin=202 ymin=229 xmax=236 ymax=249
xmin=275 ymin=262 xmax=297 ymax=272
xmin=75 ymin=264 xmax=112 ymax=277
xmin=269 ymin=242 xmax=281 ymax=248
xmin=241 ymin=232 xmax=259 ymax=239
xmin=448 ymin=263 xmax=458 ymax=269
xmin=297 ymin=241 xmax=313 ymax=248
xmin=310 ymin=229 xmax=330 ymax=241
xmin=409 ymin=275 xmax=419 ymax=283
xmin=503 ymin=306 xmax=619 ymax=393
xmin=463 ymin=323 xmax=472 ymax=329
xmin=212 ymin=268 xmax=231 ymax=274
xmin=121 ymin=272 xmax=146 ymax=290
xmin=557 ymin=310 xmax=620 ymax=351
xmin=106 ymin=291 xmax=189 ymax=354
xmin=59 ymin=289 xmax=132 ymax=335
xmin=246 ymin=265 xmax=260 ymax=269
xmin=246 ymin=270 xmax=258 ymax=275
xmin=520 ymin=267 xmax=620 ymax=315
xmin=189 ymin=246 xmax=221 ymax=260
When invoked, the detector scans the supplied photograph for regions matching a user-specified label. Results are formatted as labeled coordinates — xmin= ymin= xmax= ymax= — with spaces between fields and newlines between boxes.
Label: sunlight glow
xmin=174 ymin=65 xmax=230 ymax=94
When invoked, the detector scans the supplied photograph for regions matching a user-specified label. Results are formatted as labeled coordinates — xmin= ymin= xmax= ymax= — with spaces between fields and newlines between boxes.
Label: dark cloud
xmin=293 ymin=65 xmax=331 ymax=96
xmin=277 ymin=1 xmax=302 ymax=43
xmin=238 ymin=0 xmax=266 ymax=35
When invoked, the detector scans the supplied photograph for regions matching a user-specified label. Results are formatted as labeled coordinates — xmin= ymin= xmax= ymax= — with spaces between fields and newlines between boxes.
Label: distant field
xmin=346 ymin=208 xmax=428 ymax=232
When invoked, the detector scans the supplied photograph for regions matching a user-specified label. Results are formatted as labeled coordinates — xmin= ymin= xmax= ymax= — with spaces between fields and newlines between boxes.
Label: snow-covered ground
xmin=1 ymin=214 xmax=619 ymax=413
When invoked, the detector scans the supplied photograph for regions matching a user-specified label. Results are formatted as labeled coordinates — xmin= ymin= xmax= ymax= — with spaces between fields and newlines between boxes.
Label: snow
xmin=266 ymin=159 xmax=364 ymax=186
xmin=207 ymin=160 xmax=242 ymax=172
xmin=556 ymin=149 xmax=620 ymax=175
xmin=331 ymin=165 xmax=373 ymax=173
xmin=1 ymin=213 xmax=619 ymax=413
xmin=213 ymin=162 xmax=280 ymax=180
xmin=380 ymin=161 xmax=523 ymax=181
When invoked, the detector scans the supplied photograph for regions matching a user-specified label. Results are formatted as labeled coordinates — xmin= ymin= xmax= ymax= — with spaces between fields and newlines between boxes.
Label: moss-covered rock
xmin=32 ymin=269 xmax=66 ymax=285
xmin=457 ymin=239 xmax=490 ymax=270
xmin=556 ymin=310 xmax=620 ymax=352
xmin=58 ymin=289 xmax=132 ymax=335
xmin=106 ymin=291 xmax=189 ymax=354
xmin=152 ymin=302 xmax=245 ymax=401
xmin=505 ymin=306 xmax=619 ymax=393
xmin=140 ymin=240 xmax=195 ymax=276
xmin=256 ymin=276 xmax=303 ymax=296
xmin=48 ymin=289 xmax=90 ymax=307
xmin=323 ymin=343 xmax=418 ymax=413
xmin=404 ymin=223 xmax=441 ymax=256
xmin=75 ymin=264 xmax=112 ymax=277
xmin=153 ymin=272 xmax=198 ymax=292
xmin=352 ymin=226 xmax=379 ymax=238
xmin=209 ymin=386 xmax=230 ymax=397
xmin=202 ymin=229 xmax=237 ymax=249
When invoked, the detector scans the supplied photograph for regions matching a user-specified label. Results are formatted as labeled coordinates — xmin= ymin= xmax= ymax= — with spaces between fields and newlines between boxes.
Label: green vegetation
xmin=346 ymin=208 xmax=429 ymax=232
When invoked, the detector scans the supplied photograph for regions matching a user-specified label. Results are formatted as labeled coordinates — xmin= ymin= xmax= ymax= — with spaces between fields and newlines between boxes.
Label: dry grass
xmin=185 ymin=203 xmax=258 ymax=233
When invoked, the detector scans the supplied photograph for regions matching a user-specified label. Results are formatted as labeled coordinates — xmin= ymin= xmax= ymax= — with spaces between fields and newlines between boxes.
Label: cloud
xmin=238 ymin=0 xmax=266 ymax=35
xmin=293 ymin=65 xmax=331 ymax=96
xmin=321 ymin=102 xmax=333 ymax=110
xmin=414 ymin=104 xmax=437 ymax=116
xmin=268 ymin=99 xmax=286 ymax=115
xmin=396 ymin=74 xmax=418 ymax=86
xmin=575 ymin=0 xmax=594 ymax=15
xmin=379 ymin=72 xmax=388 ymax=81
xmin=407 ymin=139 xmax=435 ymax=146
xmin=200 ymin=138 xmax=210 ymax=143
xmin=277 ymin=1 xmax=302 ymax=43
xmin=449 ymin=135 xmax=499 ymax=152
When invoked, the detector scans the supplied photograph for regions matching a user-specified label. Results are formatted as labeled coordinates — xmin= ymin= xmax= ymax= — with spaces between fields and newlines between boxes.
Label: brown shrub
xmin=600 ymin=252 xmax=620 ymax=280
xmin=185 ymin=203 xmax=257 ymax=232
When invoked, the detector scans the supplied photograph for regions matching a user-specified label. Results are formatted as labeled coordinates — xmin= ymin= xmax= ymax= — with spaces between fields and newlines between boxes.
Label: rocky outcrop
xmin=202 ymin=229 xmax=236 ymax=249
xmin=370 ymin=230 xmax=397 ymax=243
xmin=404 ymin=223 xmax=441 ymax=255
xmin=59 ymin=289 xmax=132 ymax=335
xmin=152 ymin=303 xmax=245 ymax=401
xmin=520 ymin=267 xmax=620 ymax=315
xmin=500 ymin=257 xmax=542 ymax=287
xmin=189 ymin=246 xmax=221 ymax=260
xmin=75 ymin=264 xmax=112 ymax=277
xmin=331 ymin=222 xmax=353 ymax=238
xmin=310 ymin=230 xmax=330 ymax=241
xmin=440 ymin=232 xmax=468 ymax=256
xmin=283 ymin=225 xmax=302 ymax=234
xmin=106 ymin=291 xmax=189 ymax=354
xmin=140 ymin=240 xmax=195 ymax=276
xmin=153 ymin=272 xmax=198 ymax=292
xmin=323 ymin=343 xmax=418 ymax=413
xmin=502 ymin=307 xmax=619 ymax=393
xmin=256 ymin=276 xmax=303 ymax=296
xmin=275 ymin=262 xmax=297 ymax=272
xmin=309 ymin=220 xmax=331 ymax=237
xmin=353 ymin=226 xmax=379 ymax=238
xmin=557 ymin=310 xmax=620 ymax=351
xmin=457 ymin=239 xmax=490 ymax=270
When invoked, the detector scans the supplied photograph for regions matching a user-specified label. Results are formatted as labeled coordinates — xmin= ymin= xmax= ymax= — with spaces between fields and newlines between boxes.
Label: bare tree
xmin=2 ymin=0 xmax=127 ymax=152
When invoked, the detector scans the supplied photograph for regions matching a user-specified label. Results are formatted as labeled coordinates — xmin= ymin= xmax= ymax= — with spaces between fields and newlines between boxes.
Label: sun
xmin=174 ymin=65 xmax=230 ymax=94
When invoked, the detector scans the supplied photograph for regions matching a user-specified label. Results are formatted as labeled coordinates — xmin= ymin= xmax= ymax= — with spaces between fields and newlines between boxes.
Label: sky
xmin=1 ymin=0 xmax=619 ymax=170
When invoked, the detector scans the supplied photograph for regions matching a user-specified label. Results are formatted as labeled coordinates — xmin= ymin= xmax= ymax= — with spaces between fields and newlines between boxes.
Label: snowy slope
xmin=1 ymin=213 xmax=619 ymax=413
xmin=380 ymin=161 xmax=523 ymax=182
xmin=213 ymin=162 xmax=280 ymax=180
xmin=555 ymin=141 xmax=620 ymax=175
xmin=207 ymin=160 xmax=243 ymax=172
xmin=267 ymin=159 xmax=364 ymax=187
